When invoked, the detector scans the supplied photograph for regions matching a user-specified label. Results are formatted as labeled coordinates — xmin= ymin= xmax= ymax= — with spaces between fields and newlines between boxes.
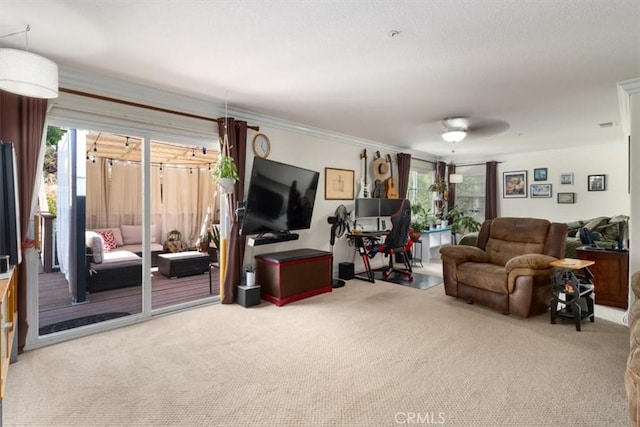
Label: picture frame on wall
xmin=503 ymin=170 xmax=527 ymax=198
xmin=324 ymin=167 xmax=355 ymax=200
xmin=530 ymin=183 xmax=552 ymax=198
xmin=560 ymin=173 xmax=573 ymax=185
xmin=588 ymin=174 xmax=606 ymax=191
xmin=533 ymin=168 xmax=547 ymax=181
xmin=557 ymin=192 xmax=575 ymax=204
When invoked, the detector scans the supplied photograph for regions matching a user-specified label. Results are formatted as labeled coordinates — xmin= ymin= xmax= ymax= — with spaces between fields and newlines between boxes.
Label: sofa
xmin=459 ymin=215 xmax=628 ymax=259
xmin=439 ymin=217 xmax=567 ymax=317
xmin=85 ymin=225 xmax=164 ymax=292
xmin=626 ymin=271 xmax=640 ymax=425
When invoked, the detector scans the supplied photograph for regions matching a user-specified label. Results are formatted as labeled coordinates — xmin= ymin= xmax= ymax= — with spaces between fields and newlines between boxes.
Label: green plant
xmin=212 ymin=155 xmax=239 ymax=180
xmin=212 ymin=137 xmax=239 ymax=181
xmin=210 ymin=225 xmax=220 ymax=248
xmin=428 ymin=177 xmax=447 ymax=194
xmin=445 ymin=205 xmax=481 ymax=237
xmin=410 ymin=203 xmax=430 ymax=232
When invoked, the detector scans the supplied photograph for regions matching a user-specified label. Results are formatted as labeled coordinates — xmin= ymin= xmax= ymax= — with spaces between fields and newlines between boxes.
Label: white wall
xmin=242 ymin=125 xmax=398 ymax=274
xmin=497 ymin=143 xmax=630 ymax=222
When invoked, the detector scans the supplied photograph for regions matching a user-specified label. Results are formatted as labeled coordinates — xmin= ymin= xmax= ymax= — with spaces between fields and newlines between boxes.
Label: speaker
xmin=338 ymin=262 xmax=354 ymax=280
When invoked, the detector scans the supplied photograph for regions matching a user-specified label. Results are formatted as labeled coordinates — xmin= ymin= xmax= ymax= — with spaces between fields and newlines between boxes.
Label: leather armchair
xmin=440 ymin=217 xmax=567 ymax=317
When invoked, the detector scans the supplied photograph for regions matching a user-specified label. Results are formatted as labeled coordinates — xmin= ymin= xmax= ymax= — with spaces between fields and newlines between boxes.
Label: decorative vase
xmin=218 ymin=177 xmax=235 ymax=194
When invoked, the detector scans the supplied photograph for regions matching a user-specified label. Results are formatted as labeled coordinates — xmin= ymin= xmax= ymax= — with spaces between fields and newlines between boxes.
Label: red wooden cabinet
xmin=255 ymin=248 xmax=332 ymax=306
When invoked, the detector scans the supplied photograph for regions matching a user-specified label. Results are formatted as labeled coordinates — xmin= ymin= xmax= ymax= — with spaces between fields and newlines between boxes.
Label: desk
xmin=347 ymin=231 xmax=388 ymax=283
xmin=549 ymin=258 xmax=595 ymax=331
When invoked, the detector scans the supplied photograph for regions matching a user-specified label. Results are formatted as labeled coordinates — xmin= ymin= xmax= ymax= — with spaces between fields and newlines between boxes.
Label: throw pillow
xmin=98 ymin=230 xmax=118 ymax=252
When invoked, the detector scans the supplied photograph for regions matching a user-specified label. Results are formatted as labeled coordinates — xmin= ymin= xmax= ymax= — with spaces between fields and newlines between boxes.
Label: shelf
xmin=248 ymin=233 xmax=299 ymax=246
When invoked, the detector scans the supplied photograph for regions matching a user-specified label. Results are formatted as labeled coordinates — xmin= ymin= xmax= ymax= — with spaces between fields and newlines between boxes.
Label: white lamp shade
xmin=0 ymin=48 xmax=59 ymax=99
xmin=449 ymin=174 xmax=463 ymax=183
xmin=441 ymin=128 xmax=467 ymax=143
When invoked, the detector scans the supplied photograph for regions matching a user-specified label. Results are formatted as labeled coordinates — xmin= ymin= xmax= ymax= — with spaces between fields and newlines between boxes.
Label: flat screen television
xmin=241 ymin=158 xmax=320 ymax=236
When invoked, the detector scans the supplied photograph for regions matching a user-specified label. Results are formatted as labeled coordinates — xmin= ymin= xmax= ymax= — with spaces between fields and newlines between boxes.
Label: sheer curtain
xmin=56 ymin=133 xmax=71 ymax=281
xmin=85 ymin=159 xmax=109 ymax=228
xmin=107 ymin=162 xmax=143 ymax=227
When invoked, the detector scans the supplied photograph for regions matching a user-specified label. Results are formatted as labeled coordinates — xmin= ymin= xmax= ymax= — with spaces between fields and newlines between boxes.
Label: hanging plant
xmin=212 ymin=136 xmax=239 ymax=181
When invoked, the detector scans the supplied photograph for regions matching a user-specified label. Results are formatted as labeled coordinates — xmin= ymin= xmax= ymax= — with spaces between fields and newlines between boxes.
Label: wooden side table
xmin=549 ymin=258 xmax=596 ymax=331
xmin=576 ymin=246 xmax=629 ymax=309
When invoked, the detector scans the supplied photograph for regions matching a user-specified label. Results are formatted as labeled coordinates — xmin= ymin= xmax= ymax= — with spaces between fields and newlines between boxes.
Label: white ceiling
xmin=1 ymin=0 xmax=639 ymax=162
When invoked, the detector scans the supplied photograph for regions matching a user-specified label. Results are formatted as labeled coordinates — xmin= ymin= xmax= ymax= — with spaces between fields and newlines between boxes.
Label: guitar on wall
xmin=357 ymin=149 xmax=370 ymax=198
xmin=372 ymin=151 xmax=386 ymax=198
xmin=385 ymin=154 xmax=399 ymax=199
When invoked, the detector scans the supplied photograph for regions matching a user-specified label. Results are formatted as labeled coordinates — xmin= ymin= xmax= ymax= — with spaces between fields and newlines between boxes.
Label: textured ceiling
xmin=1 ymin=0 xmax=639 ymax=162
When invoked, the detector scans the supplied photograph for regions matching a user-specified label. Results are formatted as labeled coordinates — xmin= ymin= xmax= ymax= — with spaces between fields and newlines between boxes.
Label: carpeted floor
xmin=38 ymin=312 xmax=131 ymax=335
xmin=5 ymin=274 xmax=629 ymax=426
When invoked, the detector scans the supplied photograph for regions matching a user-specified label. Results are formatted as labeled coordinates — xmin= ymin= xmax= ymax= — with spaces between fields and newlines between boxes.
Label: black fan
xmin=327 ymin=205 xmax=350 ymax=288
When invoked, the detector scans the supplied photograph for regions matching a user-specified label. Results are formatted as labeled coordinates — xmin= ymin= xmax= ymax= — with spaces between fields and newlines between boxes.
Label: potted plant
xmin=212 ymin=136 xmax=239 ymax=193
xmin=409 ymin=204 xmax=430 ymax=241
xmin=445 ymin=205 xmax=481 ymax=244
xmin=200 ymin=224 xmax=220 ymax=262
xmin=428 ymin=177 xmax=447 ymax=201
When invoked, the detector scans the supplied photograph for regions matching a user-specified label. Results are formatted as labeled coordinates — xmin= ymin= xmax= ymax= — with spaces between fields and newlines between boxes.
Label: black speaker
xmin=338 ymin=262 xmax=354 ymax=280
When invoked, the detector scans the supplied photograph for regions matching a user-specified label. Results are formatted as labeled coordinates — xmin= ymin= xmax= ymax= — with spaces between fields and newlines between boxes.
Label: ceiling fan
xmin=440 ymin=117 xmax=510 ymax=152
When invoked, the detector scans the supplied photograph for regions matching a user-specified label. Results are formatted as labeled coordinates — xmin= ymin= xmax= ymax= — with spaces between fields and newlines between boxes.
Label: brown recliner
xmin=439 ymin=217 xmax=567 ymax=317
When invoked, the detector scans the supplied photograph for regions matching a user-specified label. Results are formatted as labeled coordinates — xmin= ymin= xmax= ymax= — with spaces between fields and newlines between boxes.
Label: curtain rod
xmin=59 ymin=88 xmax=260 ymax=131
xmin=454 ymin=161 xmax=503 ymax=167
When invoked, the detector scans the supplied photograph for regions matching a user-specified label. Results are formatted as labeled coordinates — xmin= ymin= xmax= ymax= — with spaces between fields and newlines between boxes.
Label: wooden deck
xmin=39 ymin=267 xmax=221 ymax=333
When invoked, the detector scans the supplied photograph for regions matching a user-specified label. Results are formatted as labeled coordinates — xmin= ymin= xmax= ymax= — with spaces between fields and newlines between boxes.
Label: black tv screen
xmin=241 ymin=158 xmax=320 ymax=236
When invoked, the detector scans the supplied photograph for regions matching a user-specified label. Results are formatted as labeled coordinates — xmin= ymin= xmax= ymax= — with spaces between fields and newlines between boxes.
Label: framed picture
xmin=560 ymin=173 xmax=573 ymax=185
xmin=531 ymin=183 xmax=552 ymax=198
xmin=557 ymin=192 xmax=575 ymax=204
xmin=324 ymin=167 xmax=355 ymax=200
xmin=533 ymin=168 xmax=547 ymax=181
xmin=588 ymin=174 xmax=606 ymax=191
xmin=503 ymin=170 xmax=527 ymax=198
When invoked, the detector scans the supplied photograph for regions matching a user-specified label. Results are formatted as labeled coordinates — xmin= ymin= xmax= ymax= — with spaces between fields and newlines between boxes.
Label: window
xmin=408 ymin=159 xmax=436 ymax=218
xmin=452 ymin=164 xmax=485 ymax=223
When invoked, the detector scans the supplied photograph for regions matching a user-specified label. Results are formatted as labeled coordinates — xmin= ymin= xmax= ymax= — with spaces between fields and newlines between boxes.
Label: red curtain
xmin=0 ymin=90 xmax=48 ymax=352
xmin=447 ymin=163 xmax=457 ymax=208
xmin=485 ymin=161 xmax=498 ymax=219
xmin=217 ymin=118 xmax=247 ymax=303
xmin=396 ymin=153 xmax=411 ymax=199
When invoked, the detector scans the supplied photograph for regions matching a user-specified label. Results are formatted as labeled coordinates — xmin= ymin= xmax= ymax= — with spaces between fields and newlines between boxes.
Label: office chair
xmin=370 ymin=198 xmax=414 ymax=281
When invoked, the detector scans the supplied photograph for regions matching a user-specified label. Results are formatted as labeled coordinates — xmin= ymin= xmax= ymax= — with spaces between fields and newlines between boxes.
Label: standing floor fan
xmin=327 ymin=205 xmax=350 ymax=288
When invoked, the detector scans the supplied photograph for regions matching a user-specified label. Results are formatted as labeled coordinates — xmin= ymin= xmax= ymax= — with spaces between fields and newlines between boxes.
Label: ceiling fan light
xmin=441 ymin=128 xmax=467 ymax=143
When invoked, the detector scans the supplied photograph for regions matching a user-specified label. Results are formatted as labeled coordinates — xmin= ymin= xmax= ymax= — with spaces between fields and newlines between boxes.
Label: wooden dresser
xmin=576 ymin=247 xmax=629 ymax=308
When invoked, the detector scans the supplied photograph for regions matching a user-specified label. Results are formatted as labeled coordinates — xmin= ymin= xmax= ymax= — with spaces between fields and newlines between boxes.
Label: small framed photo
xmin=588 ymin=174 xmax=606 ymax=191
xmin=533 ymin=168 xmax=547 ymax=181
xmin=560 ymin=173 xmax=573 ymax=185
xmin=531 ymin=183 xmax=552 ymax=198
xmin=503 ymin=170 xmax=527 ymax=198
xmin=557 ymin=192 xmax=575 ymax=204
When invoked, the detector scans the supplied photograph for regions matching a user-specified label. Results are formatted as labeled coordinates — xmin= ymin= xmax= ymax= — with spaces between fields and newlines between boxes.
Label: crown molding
xmin=59 ymin=65 xmax=437 ymax=161
xmin=617 ymin=77 xmax=640 ymax=137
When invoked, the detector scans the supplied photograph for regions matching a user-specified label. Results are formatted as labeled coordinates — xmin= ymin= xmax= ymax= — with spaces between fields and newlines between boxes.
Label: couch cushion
xmin=85 ymin=231 xmax=104 ymax=264
xmin=98 ymin=229 xmax=118 ymax=252
xmin=94 ymin=227 xmax=124 ymax=247
xmin=457 ymin=262 xmax=508 ymax=294
xmin=485 ymin=218 xmax=549 ymax=266
xmin=120 ymin=224 xmax=158 ymax=245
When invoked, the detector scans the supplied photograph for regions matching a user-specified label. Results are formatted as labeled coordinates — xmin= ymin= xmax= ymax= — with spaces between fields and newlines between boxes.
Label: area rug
xmin=382 ymin=271 xmax=443 ymax=290
xmin=39 ymin=312 xmax=131 ymax=335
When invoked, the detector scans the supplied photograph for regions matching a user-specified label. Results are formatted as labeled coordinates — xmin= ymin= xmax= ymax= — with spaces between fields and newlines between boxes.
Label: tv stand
xmin=248 ymin=232 xmax=299 ymax=246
